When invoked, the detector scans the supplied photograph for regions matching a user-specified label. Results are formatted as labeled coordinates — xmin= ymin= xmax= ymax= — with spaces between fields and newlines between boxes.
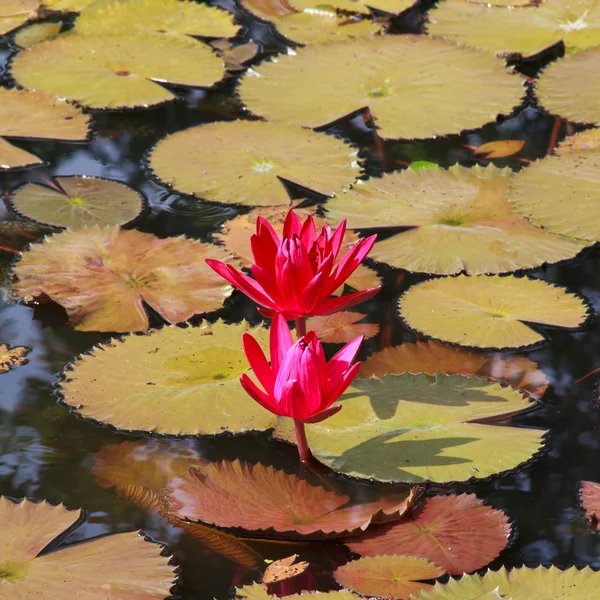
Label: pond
xmin=1 ymin=0 xmax=600 ymax=598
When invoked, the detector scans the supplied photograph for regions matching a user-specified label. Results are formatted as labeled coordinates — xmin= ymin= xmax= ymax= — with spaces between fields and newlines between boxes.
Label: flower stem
xmin=295 ymin=316 xmax=307 ymax=338
xmin=294 ymin=419 xmax=312 ymax=463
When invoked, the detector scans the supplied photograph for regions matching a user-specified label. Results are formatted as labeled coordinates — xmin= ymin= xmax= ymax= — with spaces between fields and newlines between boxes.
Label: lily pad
xmin=164 ymin=459 xmax=412 ymax=538
xmin=580 ymin=480 xmax=600 ymax=529
xmin=556 ymin=128 xmax=600 ymax=155
xmin=346 ymin=494 xmax=511 ymax=574
xmin=0 ymin=496 xmax=175 ymax=599
xmin=9 ymin=176 xmax=145 ymax=228
xmin=306 ymin=311 xmax=379 ymax=343
xmin=13 ymin=21 xmax=62 ymax=48
xmin=290 ymin=0 xmax=414 ymax=15
xmin=0 ymin=88 xmax=90 ymax=170
xmin=427 ymin=0 xmax=600 ymax=58
xmin=324 ymin=165 xmax=586 ymax=275
xmin=239 ymin=36 xmax=524 ymax=140
xmin=333 ymin=555 xmax=444 ymax=598
xmin=509 ymin=149 xmax=600 ymax=242
xmin=73 ymin=0 xmax=239 ymax=38
xmin=0 ymin=342 xmax=31 ymax=373
xmin=359 ymin=340 xmax=548 ymax=399
xmin=416 ymin=566 xmax=600 ymax=599
xmin=14 ymin=225 xmax=235 ymax=332
xmin=148 ymin=121 xmax=359 ymax=206
xmin=11 ymin=30 xmax=225 ymax=109
xmin=0 ymin=0 xmax=38 ymax=35
xmin=263 ymin=555 xmax=310 ymax=584
xmin=43 ymin=0 xmax=94 ymax=9
xmin=398 ymin=275 xmax=589 ymax=350
xmin=537 ymin=47 xmax=600 ymax=127
xmin=275 ymin=373 xmax=546 ymax=484
xmin=59 ymin=320 xmax=278 ymax=435
xmin=237 ymin=584 xmax=360 ymax=599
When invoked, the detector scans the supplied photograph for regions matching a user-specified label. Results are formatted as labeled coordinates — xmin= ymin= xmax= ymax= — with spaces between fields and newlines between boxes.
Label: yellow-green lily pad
xmin=13 ymin=21 xmax=62 ymax=48
xmin=290 ymin=0 xmax=414 ymax=15
xmin=275 ymin=373 xmax=546 ymax=484
xmin=239 ymin=35 xmax=523 ymax=140
xmin=148 ymin=120 xmax=359 ymax=205
xmin=59 ymin=320 xmax=278 ymax=435
xmin=11 ymin=30 xmax=225 ymax=109
xmin=398 ymin=275 xmax=589 ymax=350
xmin=0 ymin=0 xmax=39 ymax=35
xmin=9 ymin=176 xmax=145 ymax=228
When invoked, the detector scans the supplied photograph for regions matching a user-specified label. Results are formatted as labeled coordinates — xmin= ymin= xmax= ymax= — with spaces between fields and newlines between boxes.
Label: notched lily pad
xmin=0 ymin=88 xmax=90 ymax=170
xmin=60 ymin=320 xmax=278 ymax=435
xmin=9 ymin=176 xmax=145 ymax=228
xmin=0 ymin=0 xmax=38 ymax=35
xmin=398 ymin=275 xmax=590 ymax=350
xmin=333 ymin=555 xmax=445 ymax=598
xmin=164 ymin=459 xmax=412 ymax=538
xmin=346 ymin=494 xmax=511 ymax=575
xmin=0 ymin=496 xmax=175 ymax=598
xmin=290 ymin=0 xmax=414 ymax=15
xmin=11 ymin=31 xmax=225 ymax=109
xmin=13 ymin=21 xmax=62 ymax=48
xmin=555 ymin=129 xmax=600 ymax=155
xmin=239 ymin=35 xmax=523 ymax=140
xmin=0 ymin=342 xmax=31 ymax=373
xmin=325 ymin=165 xmax=586 ymax=275
xmin=14 ymin=225 xmax=235 ymax=332
xmin=148 ymin=121 xmax=359 ymax=206
xmin=236 ymin=584 xmax=360 ymax=599
xmin=306 ymin=311 xmax=379 ymax=343
xmin=275 ymin=373 xmax=546 ymax=484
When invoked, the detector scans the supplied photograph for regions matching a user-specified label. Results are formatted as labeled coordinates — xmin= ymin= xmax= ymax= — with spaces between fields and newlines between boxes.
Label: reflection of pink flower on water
xmin=206 ymin=210 xmax=379 ymax=319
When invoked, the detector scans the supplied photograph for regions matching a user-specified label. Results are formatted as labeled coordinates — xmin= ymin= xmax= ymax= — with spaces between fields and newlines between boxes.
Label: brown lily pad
xmin=263 ymin=555 xmax=310 ymax=584
xmin=13 ymin=225 xmax=235 ymax=332
xmin=580 ymin=481 xmax=600 ymax=529
xmin=346 ymin=494 xmax=511 ymax=575
xmin=306 ymin=311 xmax=379 ymax=343
xmin=164 ymin=459 xmax=412 ymax=539
xmin=0 ymin=342 xmax=31 ymax=374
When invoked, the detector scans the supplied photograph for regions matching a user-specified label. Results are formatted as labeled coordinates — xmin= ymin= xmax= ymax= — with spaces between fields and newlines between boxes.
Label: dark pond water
xmin=1 ymin=2 xmax=600 ymax=598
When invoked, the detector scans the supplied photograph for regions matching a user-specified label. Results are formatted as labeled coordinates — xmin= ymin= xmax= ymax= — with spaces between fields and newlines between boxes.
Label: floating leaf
xmin=416 ymin=566 xmax=600 ymax=599
xmin=14 ymin=226 xmax=235 ymax=332
xmin=73 ymin=0 xmax=239 ymax=38
xmin=263 ymin=555 xmax=310 ymax=584
xmin=148 ymin=121 xmax=359 ymax=206
xmin=0 ymin=88 xmax=90 ymax=170
xmin=472 ymin=139 xmax=525 ymax=159
xmin=333 ymin=555 xmax=444 ymax=598
xmin=306 ymin=312 xmax=379 ymax=343
xmin=427 ymin=0 xmax=600 ymax=58
xmin=580 ymin=481 xmax=600 ymax=529
xmin=556 ymin=128 xmax=600 ymax=155
xmin=325 ymin=165 xmax=585 ymax=275
xmin=211 ymin=40 xmax=259 ymax=71
xmin=359 ymin=340 xmax=548 ymax=399
xmin=60 ymin=320 xmax=277 ymax=435
xmin=11 ymin=31 xmax=225 ymax=109
xmin=0 ymin=496 xmax=174 ymax=598
xmin=164 ymin=459 xmax=412 ymax=538
xmin=509 ymin=149 xmax=600 ymax=242
xmin=0 ymin=342 xmax=31 ymax=374
xmin=13 ymin=21 xmax=62 ymax=48
xmin=537 ymin=47 xmax=600 ymax=128
xmin=290 ymin=0 xmax=414 ymax=15
xmin=237 ymin=584 xmax=360 ymax=599
xmin=398 ymin=275 xmax=589 ymax=350
xmin=0 ymin=0 xmax=38 ymax=35
xmin=241 ymin=0 xmax=296 ymax=21
xmin=275 ymin=373 xmax=546 ymax=483
xmin=239 ymin=36 xmax=523 ymax=140
xmin=346 ymin=494 xmax=511 ymax=575
xmin=9 ymin=176 xmax=145 ymax=229
xmin=43 ymin=0 xmax=94 ymax=9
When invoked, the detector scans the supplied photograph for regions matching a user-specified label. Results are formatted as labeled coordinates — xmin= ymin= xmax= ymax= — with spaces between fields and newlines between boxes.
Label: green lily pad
xmin=239 ymin=35 xmax=524 ymax=140
xmin=148 ymin=120 xmax=359 ymax=205
xmin=43 ymin=0 xmax=94 ymax=9
xmin=13 ymin=21 xmax=62 ymax=48
xmin=9 ymin=176 xmax=145 ymax=228
xmin=275 ymin=373 xmax=546 ymax=484
xmin=11 ymin=30 xmax=225 ymax=109
xmin=73 ymin=0 xmax=239 ymax=39
xmin=0 ymin=0 xmax=38 ymax=36
xmin=417 ymin=566 xmax=600 ymax=599
xmin=398 ymin=274 xmax=590 ymax=350
xmin=59 ymin=320 xmax=279 ymax=435
xmin=324 ymin=165 xmax=585 ymax=275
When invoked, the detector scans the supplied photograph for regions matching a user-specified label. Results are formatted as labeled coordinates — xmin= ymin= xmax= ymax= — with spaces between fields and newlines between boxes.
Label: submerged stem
xmin=294 ymin=419 xmax=313 ymax=463
xmin=295 ymin=316 xmax=307 ymax=338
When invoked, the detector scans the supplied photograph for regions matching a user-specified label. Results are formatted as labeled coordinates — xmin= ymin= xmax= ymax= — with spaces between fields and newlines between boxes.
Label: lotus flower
xmin=206 ymin=211 xmax=379 ymax=320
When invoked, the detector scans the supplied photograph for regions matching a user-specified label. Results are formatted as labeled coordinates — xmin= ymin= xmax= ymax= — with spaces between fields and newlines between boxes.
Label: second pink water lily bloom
xmin=240 ymin=313 xmax=363 ymax=423
xmin=206 ymin=211 xmax=380 ymax=319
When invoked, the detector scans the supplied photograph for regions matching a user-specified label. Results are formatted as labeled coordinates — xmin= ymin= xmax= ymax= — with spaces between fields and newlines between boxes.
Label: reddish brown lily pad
xmin=306 ymin=312 xmax=379 ymax=344
xmin=0 ymin=343 xmax=31 ymax=374
xmin=263 ymin=555 xmax=310 ymax=584
xmin=334 ymin=555 xmax=445 ymax=599
xmin=346 ymin=494 xmax=511 ymax=575
xmin=580 ymin=481 xmax=600 ymax=529
xmin=13 ymin=225 xmax=235 ymax=332
xmin=164 ymin=460 xmax=412 ymax=539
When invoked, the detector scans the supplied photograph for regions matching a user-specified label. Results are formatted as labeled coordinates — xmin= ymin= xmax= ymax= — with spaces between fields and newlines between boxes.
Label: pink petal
xmin=256 ymin=217 xmax=281 ymax=251
xmin=283 ymin=210 xmax=303 ymax=237
xmin=329 ymin=219 xmax=347 ymax=260
xmin=330 ymin=234 xmax=377 ymax=289
xmin=279 ymin=379 xmax=307 ymax=420
xmin=270 ymin=313 xmax=294 ymax=373
xmin=302 ymin=271 xmax=326 ymax=314
xmin=251 ymin=235 xmax=277 ymax=277
xmin=299 ymin=215 xmax=316 ymax=249
xmin=242 ymin=333 xmax=274 ymax=394
xmin=317 ymin=286 xmax=381 ymax=315
xmin=328 ymin=335 xmax=363 ymax=384
xmin=303 ymin=403 xmax=342 ymax=423
xmin=328 ymin=361 xmax=361 ymax=404
xmin=240 ymin=374 xmax=283 ymax=416
xmin=299 ymin=343 xmax=324 ymax=414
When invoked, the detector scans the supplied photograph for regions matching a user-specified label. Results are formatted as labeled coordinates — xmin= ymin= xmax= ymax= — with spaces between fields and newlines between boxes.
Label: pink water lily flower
xmin=206 ymin=211 xmax=379 ymax=320
xmin=241 ymin=313 xmax=363 ymax=426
